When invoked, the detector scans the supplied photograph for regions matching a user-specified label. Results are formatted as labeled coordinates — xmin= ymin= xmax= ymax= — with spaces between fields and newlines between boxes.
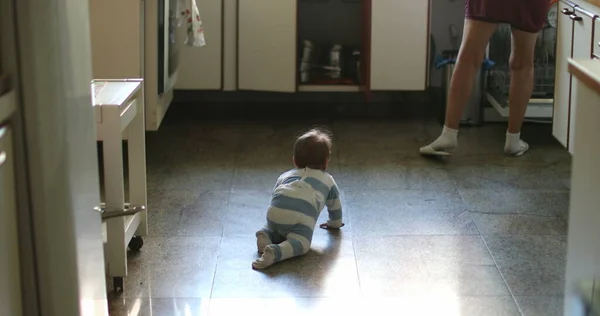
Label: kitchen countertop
xmin=567 ymin=0 xmax=600 ymax=10
xmin=585 ymin=0 xmax=600 ymax=8
xmin=568 ymin=59 xmax=600 ymax=95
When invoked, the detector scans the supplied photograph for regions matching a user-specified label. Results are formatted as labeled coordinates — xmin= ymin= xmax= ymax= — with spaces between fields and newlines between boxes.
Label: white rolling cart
xmin=92 ymin=79 xmax=148 ymax=293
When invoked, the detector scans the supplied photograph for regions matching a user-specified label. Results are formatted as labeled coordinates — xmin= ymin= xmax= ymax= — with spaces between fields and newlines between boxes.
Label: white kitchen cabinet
xmin=552 ymin=0 xmax=598 ymax=153
xmin=552 ymin=0 xmax=576 ymax=148
xmin=237 ymin=0 xmax=297 ymax=92
xmin=236 ymin=0 xmax=430 ymax=94
xmin=567 ymin=5 xmax=596 ymax=154
xmin=175 ymin=0 xmax=223 ymax=90
xmin=370 ymin=0 xmax=429 ymax=91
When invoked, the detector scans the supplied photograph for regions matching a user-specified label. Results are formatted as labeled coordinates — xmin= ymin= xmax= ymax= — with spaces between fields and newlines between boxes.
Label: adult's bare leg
xmin=420 ymin=19 xmax=498 ymax=156
xmin=504 ymin=27 xmax=538 ymax=156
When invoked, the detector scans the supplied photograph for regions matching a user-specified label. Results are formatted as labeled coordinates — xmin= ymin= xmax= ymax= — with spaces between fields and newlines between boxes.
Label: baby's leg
xmin=255 ymin=226 xmax=275 ymax=254
xmin=252 ymin=232 xmax=311 ymax=270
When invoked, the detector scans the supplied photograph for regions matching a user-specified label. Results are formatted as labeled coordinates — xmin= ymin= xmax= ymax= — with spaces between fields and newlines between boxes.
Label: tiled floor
xmin=108 ymin=119 xmax=570 ymax=316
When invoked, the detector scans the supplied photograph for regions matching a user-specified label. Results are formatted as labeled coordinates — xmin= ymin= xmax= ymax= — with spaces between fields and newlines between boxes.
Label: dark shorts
xmin=465 ymin=0 xmax=551 ymax=33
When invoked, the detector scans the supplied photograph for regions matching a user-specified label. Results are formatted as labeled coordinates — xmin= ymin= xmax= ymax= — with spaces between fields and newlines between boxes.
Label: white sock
xmin=256 ymin=231 xmax=271 ymax=254
xmin=504 ymin=131 xmax=529 ymax=156
xmin=252 ymin=245 xmax=276 ymax=270
xmin=427 ymin=126 xmax=458 ymax=152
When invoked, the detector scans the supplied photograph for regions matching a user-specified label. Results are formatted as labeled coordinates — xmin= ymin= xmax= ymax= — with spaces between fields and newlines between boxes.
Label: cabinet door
xmin=175 ymin=0 xmax=223 ymax=90
xmin=237 ymin=0 xmax=296 ymax=92
xmin=370 ymin=0 xmax=429 ymax=91
xmin=552 ymin=1 xmax=575 ymax=148
xmin=568 ymin=7 xmax=595 ymax=154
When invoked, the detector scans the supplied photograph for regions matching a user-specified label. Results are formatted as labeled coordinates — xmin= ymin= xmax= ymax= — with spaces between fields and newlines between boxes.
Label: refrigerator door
xmin=11 ymin=0 xmax=109 ymax=314
xmin=0 ymin=124 xmax=22 ymax=316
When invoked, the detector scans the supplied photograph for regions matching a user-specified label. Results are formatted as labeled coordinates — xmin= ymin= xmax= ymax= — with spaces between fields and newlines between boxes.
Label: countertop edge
xmin=569 ymin=0 xmax=600 ymax=12
xmin=568 ymin=59 xmax=600 ymax=95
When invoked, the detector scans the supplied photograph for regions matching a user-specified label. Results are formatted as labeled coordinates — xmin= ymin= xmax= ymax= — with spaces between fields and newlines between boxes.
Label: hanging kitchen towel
xmin=177 ymin=0 xmax=206 ymax=47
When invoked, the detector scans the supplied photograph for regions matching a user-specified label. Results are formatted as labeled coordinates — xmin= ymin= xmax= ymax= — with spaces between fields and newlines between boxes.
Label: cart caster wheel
xmin=113 ymin=277 xmax=124 ymax=293
xmin=128 ymin=236 xmax=144 ymax=252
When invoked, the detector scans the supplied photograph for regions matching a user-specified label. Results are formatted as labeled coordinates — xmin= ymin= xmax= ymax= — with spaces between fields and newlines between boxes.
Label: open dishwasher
xmin=485 ymin=1 xmax=558 ymax=122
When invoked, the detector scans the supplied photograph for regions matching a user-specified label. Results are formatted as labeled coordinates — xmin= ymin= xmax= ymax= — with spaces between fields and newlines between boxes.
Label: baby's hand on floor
xmin=319 ymin=223 xmax=345 ymax=230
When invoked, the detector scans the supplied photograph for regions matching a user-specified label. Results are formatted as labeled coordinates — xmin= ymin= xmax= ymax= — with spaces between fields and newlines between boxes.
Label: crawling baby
xmin=252 ymin=128 xmax=344 ymax=269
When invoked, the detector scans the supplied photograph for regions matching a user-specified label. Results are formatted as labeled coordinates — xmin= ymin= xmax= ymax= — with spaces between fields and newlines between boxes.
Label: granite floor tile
xmin=453 ymin=296 xmax=521 ymax=316
xmin=222 ymin=189 xmax=272 ymax=237
xmin=514 ymin=296 xmax=564 ymax=316
xmin=418 ymin=236 xmax=509 ymax=296
xmin=364 ymin=296 xmax=520 ymax=316
xmin=109 ymin=297 xmax=209 ymax=316
xmin=147 ymin=190 xmax=199 ymax=236
xmin=449 ymin=165 xmax=569 ymax=191
xmin=148 ymin=191 xmax=229 ymax=237
xmin=337 ymin=163 xmax=456 ymax=191
xmin=347 ymin=190 xmax=477 ymax=236
xmin=111 ymin=237 xmax=221 ymax=299
xmin=424 ymin=263 xmax=510 ymax=296
xmin=146 ymin=188 xmax=198 ymax=210
xmin=459 ymin=189 xmax=569 ymax=217
xmin=145 ymin=127 xmax=239 ymax=180
xmin=211 ymin=233 xmax=360 ymax=298
xmin=235 ymin=140 xmax=291 ymax=164
xmin=355 ymin=235 xmax=510 ymax=297
xmin=147 ymin=162 xmax=235 ymax=192
xmin=235 ymin=123 xmax=333 ymax=159
xmin=333 ymin=119 xmax=431 ymax=145
xmin=353 ymin=236 xmax=430 ymax=297
xmin=208 ymin=296 xmax=520 ymax=316
xmin=483 ymin=235 xmax=567 ymax=296
xmin=471 ymin=213 xmax=567 ymax=235
xmin=414 ymin=235 xmax=495 ymax=266
xmin=231 ymin=163 xmax=290 ymax=191
xmin=208 ymin=298 xmax=364 ymax=316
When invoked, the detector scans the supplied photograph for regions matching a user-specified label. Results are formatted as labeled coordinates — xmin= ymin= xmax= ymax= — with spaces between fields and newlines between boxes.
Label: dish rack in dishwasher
xmin=485 ymin=22 xmax=556 ymax=121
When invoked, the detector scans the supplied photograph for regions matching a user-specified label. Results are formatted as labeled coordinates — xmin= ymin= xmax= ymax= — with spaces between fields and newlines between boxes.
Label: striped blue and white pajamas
xmin=256 ymin=168 xmax=343 ymax=265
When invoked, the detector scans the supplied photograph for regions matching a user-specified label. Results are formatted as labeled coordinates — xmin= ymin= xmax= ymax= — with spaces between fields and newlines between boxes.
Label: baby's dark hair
xmin=293 ymin=128 xmax=332 ymax=170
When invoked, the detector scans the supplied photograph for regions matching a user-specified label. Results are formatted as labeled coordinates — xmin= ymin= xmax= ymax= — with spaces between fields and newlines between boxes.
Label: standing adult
xmin=420 ymin=0 xmax=551 ymax=156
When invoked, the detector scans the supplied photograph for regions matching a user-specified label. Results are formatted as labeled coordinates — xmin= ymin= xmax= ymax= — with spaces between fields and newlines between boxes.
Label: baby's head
xmin=293 ymin=128 xmax=332 ymax=171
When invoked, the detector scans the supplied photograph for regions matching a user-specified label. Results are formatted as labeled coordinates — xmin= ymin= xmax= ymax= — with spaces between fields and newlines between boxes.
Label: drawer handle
xmin=95 ymin=204 xmax=146 ymax=220
xmin=569 ymin=13 xmax=582 ymax=21
xmin=0 ymin=151 xmax=6 ymax=168
xmin=561 ymin=8 xmax=574 ymax=15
